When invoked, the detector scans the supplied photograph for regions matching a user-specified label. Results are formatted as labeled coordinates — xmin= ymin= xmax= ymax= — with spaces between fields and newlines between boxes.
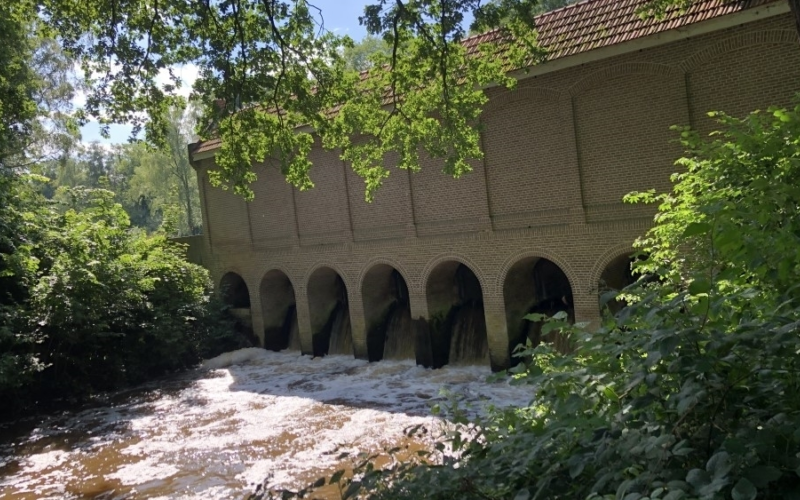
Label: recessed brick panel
xmin=689 ymin=41 xmax=800 ymax=134
xmin=482 ymin=91 xmax=578 ymax=229
xmin=204 ymin=175 xmax=250 ymax=246
xmin=294 ymin=145 xmax=351 ymax=246
xmin=346 ymin=151 xmax=414 ymax=241
xmin=411 ymin=155 xmax=491 ymax=236
xmin=574 ymin=72 xmax=687 ymax=220
xmin=249 ymin=162 xmax=297 ymax=248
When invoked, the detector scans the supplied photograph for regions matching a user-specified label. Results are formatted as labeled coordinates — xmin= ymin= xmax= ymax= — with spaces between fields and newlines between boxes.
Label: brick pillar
xmin=483 ymin=292 xmax=510 ymax=371
xmin=294 ymin=287 xmax=315 ymax=356
xmin=573 ymin=290 xmax=601 ymax=332
xmin=348 ymin=290 xmax=369 ymax=360
xmin=407 ymin=287 xmax=429 ymax=319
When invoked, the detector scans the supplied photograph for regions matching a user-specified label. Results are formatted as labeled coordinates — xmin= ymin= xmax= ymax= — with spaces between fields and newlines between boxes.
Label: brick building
xmin=188 ymin=0 xmax=800 ymax=370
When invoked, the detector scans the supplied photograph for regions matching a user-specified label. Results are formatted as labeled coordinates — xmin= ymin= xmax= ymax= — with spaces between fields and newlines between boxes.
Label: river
xmin=0 ymin=349 xmax=533 ymax=499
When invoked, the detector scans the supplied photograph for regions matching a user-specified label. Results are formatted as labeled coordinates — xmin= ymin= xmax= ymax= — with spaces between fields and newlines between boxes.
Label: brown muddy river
xmin=0 ymin=349 xmax=533 ymax=499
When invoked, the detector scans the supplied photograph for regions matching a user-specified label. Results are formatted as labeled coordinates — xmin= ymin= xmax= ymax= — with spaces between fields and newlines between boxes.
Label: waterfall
xmin=285 ymin=306 xmax=301 ymax=351
xmin=327 ymin=302 xmax=353 ymax=356
xmin=382 ymin=304 xmax=414 ymax=360
xmin=448 ymin=302 xmax=489 ymax=365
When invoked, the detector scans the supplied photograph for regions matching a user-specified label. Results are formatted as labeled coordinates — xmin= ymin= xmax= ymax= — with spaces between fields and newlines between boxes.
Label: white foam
xmin=0 ymin=350 xmax=533 ymax=499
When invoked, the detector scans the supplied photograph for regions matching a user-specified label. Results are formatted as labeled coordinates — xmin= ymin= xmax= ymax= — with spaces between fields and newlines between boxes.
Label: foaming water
xmin=0 ymin=349 xmax=532 ymax=499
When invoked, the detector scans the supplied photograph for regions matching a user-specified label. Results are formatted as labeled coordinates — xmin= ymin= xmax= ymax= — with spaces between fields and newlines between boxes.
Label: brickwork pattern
xmin=194 ymin=14 xmax=800 ymax=369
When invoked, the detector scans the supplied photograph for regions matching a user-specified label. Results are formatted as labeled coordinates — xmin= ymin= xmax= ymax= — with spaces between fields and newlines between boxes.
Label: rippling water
xmin=0 ymin=349 xmax=533 ymax=499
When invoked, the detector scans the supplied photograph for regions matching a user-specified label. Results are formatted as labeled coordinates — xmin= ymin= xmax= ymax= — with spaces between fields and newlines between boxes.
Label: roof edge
xmin=505 ymin=0 xmax=788 ymax=84
xmin=191 ymin=0 xmax=789 ymax=162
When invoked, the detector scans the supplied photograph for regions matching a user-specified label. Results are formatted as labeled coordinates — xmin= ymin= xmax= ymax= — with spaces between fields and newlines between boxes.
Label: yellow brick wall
xmin=195 ymin=13 xmax=800 ymax=369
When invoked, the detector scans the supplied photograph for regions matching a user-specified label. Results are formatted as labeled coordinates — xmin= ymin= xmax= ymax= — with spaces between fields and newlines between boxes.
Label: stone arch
xmin=680 ymin=30 xmax=799 ymax=73
xmin=219 ymin=271 xmax=251 ymax=308
xmin=361 ymin=263 xmax=414 ymax=362
xmin=305 ymin=261 xmax=351 ymax=295
xmin=423 ymin=258 xmax=489 ymax=367
xmin=307 ymin=265 xmax=353 ymax=357
xmin=357 ymin=257 xmax=413 ymax=293
xmin=421 ymin=253 xmax=488 ymax=296
xmin=568 ymin=62 xmax=682 ymax=97
xmin=219 ymin=270 xmax=255 ymax=341
xmin=588 ymin=242 xmax=637 ymax=293
xmin=496 ymin=249 xmax=578 ymax=297
xmin=591 ymin=243 xmax=647 ymax=317
xmin=260 ymin=268 xmax=300 ymax=352
xmin=482 ymin=86 xmax=564 ymax=118
xmin=501 ymin=255 xmax=575 ymax=355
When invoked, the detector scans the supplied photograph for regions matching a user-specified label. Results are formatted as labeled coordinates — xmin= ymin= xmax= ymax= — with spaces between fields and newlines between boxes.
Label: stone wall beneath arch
xmin=193 ymin=13 xmax=800 ymax=370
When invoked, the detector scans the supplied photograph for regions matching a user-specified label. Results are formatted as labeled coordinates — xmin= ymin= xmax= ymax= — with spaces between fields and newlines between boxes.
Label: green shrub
xmin=0 ymin=179 xmax=243 ymax=417
xmin=311 ymin=103 xmax=800 ymax=500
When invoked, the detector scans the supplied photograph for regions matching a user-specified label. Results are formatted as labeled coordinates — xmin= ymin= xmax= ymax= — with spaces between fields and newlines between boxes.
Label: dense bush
xmin=281 ymin=103 xmax=800 ymax=500
xmin=0 ymin=176 xmax=244 ymax=418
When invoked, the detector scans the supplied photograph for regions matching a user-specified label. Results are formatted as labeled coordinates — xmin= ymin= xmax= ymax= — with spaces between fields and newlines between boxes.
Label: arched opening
xmin=503 ymin=258 xmax=573 ymax=356
xmin=307 ymin=267 xmax=352 ymax=357
xmin=362 ymin=265 xmax=412 ymax=362
xmin=598 ymin=254 xmax=638 ymax=316
xmin=425 ymin=262 xmax=488 ymax=367
xmin=260 ymin=270 xmax=299 ymax=352
xmin=220 ymin=272 xmax=250 ymax=308
xmin=220 ymin=272 xmax=254 ymax=340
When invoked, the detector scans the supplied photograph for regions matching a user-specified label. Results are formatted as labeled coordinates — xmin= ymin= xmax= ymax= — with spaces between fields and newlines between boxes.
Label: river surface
xmin=0 ymin=349 xmax=533 ymax=499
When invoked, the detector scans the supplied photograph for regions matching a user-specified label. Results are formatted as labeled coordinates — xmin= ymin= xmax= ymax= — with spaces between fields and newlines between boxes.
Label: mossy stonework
xmin=187 ymin=4 xmax=800 ymax=370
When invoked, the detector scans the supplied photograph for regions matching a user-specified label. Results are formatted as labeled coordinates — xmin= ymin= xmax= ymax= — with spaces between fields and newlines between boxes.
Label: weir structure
xmin=186 ymin=0 xmax=800 ymax=370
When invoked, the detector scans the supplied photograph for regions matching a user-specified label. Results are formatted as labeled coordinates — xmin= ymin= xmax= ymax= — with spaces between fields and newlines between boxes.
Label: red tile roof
xmin=192 ymin=0 xmax=778 ymax=156
xmin=464 ymin=0 xmax=775 ymax=62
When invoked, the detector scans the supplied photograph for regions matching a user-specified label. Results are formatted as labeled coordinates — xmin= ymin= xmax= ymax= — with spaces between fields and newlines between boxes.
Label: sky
xmin=79 ymin=0 xmax=374 ymax=145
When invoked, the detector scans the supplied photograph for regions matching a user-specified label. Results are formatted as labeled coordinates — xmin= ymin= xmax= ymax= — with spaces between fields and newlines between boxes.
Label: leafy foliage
xmin=0 ymin=177 xmax=243 ymax=418
xmin=15 ymin=0 xmax=552 ymax=200
xmin=261 ymin=101 xmax=800 ymax=500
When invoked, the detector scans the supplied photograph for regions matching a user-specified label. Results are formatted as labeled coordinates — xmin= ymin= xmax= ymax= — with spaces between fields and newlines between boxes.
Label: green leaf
xmin=342 ymin=481 xmax=362 ymax=499
xmin=686 ymin=469 xmax=711 ymax=490
xmin=706 ymin=452 xmax=731 ymax=479
xmin=513 ymin=488 xmax=531 ymax=500
xmin=659 ymin=334 xmax=680 ymax=357
xmin=569 ymin=460 xmax=585 ymax=479
xmin=688 ymin=278 xmax=711 ymax=295
xmin=743 ymin=465 xmax=781 ymax=487
xmin=731 ymin=478 xmax=757 ymax=500
xmin=329 ymin=470 xmax=345 ymax=484
xmin=682 ymin=222 xmax=711 ymax=237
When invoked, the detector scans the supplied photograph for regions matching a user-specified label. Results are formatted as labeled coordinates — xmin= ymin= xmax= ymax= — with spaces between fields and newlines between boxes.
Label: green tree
xmin=24 ymin=0 xmax=548 ymax=200
xmin=13 ymin=0 xmax=775 ymax=202
xmin=342 ymin=35 xmax=391 ymax=72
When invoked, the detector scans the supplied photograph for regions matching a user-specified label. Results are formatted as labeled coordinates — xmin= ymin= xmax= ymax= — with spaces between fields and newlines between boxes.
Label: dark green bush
xmin=0 ymin=178 xmax=243 ymax=417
